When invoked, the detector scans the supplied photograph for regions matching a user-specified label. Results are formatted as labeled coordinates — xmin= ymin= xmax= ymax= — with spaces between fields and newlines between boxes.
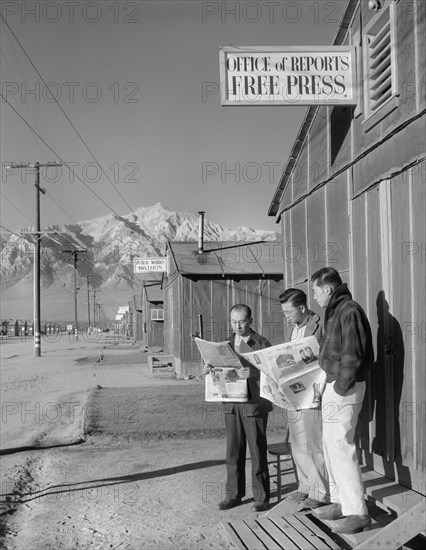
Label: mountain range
xmin=0 ymin=203 xmax=279 ymax=322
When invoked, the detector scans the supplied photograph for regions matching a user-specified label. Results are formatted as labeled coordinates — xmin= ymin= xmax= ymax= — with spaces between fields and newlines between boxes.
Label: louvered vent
xmin=364 ymin=5 xmax=396 ymax=116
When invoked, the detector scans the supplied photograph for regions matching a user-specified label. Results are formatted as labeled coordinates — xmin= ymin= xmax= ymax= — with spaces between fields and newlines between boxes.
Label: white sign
xmin=219 ymin=46 xmax=357 ymax=106
xmin=133 ymin=257 xmax=166 ymax=273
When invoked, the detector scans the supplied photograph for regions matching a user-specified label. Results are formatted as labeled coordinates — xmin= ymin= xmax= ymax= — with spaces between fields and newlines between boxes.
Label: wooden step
xmin=222 ymin=504 xmax=425 ymax=550
xmin=222 ymin=511 xmax=344 ymax=550
xmin=310 ymin=508 xmax=383 ymax=548
xmin=360 ymin=467 xmax=425 ymax=516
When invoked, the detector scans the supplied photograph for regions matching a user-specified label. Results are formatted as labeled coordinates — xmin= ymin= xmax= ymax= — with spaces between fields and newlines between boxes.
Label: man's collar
xmin=235 ymin=329 xmax=254 ymax=340
xmin=295 ymin=311 xmax=312 ymax=329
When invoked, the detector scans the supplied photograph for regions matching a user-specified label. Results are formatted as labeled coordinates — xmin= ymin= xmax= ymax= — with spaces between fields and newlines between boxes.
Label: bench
xmin=148 ymin=353 xmax=174 ymax=374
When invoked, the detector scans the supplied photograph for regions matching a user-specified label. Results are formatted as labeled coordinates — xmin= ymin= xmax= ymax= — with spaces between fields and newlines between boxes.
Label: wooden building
xmin=266 ymin=0 xmax=425 ymax=537
xmin=163 ymin=241 xmax=284 ymax=378
xmin=140 ymin=281 xmax=164 ymax=350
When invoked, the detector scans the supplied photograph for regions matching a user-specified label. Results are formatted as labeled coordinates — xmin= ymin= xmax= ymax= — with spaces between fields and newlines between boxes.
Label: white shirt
xmin=290 ymin=323 xmax=308 ymax=343
xmin=234 ymin=333 xmax=251 ymax=352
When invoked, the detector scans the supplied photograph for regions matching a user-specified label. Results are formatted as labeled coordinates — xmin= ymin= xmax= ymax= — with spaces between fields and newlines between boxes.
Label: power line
xmin=0 ymin=223 xmax=22 ymax=238
xmin=0 ymin=214 xmax=22 ymax=233
xmin=0 ymin=13 xmax=161 ymax=247
xmin=44 ymin=191 xmax=79 ymax=225
xmin=0 ymin=191 xmax=34 ymax=224
xmin=2 ymin=92 xmax=164 ymax=252
xmin=0 ymin=93 xmax=123 ymax=217
xmin=0 ymin=46 xmax=55 ymax=159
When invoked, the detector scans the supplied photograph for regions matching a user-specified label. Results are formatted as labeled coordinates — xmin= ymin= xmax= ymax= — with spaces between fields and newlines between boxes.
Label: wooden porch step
xmin=222 ymin=511 xmax=346 ymax=550
xmin=221 ymin=507 xmax=422 ymax=550
xmin=222 ymin=499 xmax=425 ymax=550
xmin=360 ymin=467 xmax=425 ymax=516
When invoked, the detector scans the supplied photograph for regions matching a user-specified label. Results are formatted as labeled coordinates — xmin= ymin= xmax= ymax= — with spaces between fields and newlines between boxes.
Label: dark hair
xmin=279 ymin=288 xmax=307 ymax=307
xmin=230 ymin=304 xmax=252 ymax=318
xmin=311 ymin=267 xmax=342 ymax=288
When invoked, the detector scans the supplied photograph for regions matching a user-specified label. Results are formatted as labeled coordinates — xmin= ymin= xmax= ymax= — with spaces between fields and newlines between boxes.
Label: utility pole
xmin=62 ymin=249 xmax=86 ymax=341
xmin=86 ymin=275 xmax=91 ymax=327
xmin=4 ymin=161 xmax=62 ymax=357
xmin=92 ymin=289 xmax=98 ymax=326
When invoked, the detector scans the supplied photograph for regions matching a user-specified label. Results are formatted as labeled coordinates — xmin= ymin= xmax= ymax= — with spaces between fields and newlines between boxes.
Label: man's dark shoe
xmin=298 ymin=498 xmax=328 ymax=511
xmin=252 ymin=501 xmax=269 ymax=512
xmin=333 ymin=515 xmax=371 ymax=534
xmin=314 ymin=503 xmax=344 ymax=520
xmin=218 ymin=497 xmax=241 ymax=510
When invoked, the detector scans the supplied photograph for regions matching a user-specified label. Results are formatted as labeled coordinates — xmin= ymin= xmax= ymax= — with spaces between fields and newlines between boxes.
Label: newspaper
xmin=194 ymin=337 xmax=250 ymax=402
xmin=240 ymin=335 xmax=326 ymax=410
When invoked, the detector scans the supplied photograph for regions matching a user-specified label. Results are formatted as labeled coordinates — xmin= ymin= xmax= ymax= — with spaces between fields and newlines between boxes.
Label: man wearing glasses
xmin=279 ymin=288 xmax=329 ymax=510
xmin=218 ymin=304 xmax=272 ymax=512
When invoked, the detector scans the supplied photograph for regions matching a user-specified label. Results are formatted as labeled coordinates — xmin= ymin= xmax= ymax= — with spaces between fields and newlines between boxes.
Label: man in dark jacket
xmin=311 ymin=267 xmax=374 ymax=534
xmin=218 ymin=304 xmax=272 ymax=512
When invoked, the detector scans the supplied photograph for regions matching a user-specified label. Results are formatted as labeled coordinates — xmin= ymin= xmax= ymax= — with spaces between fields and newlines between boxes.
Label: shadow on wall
xmin=361 ymin=290 xmax=411 ymax=487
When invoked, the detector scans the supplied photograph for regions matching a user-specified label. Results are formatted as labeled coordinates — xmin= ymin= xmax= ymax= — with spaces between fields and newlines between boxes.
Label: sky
xmin=1 ymin=0 xmax=342 ymax=234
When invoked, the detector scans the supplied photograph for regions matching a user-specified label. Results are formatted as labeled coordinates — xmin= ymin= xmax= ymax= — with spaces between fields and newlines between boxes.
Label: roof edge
xmin=267 ymin=0 xmax=360 ymax=218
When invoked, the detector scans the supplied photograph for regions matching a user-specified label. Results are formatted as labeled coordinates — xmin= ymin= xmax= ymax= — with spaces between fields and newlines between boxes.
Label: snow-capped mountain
xmin=1 ymin=203 xmax=279 ymax=321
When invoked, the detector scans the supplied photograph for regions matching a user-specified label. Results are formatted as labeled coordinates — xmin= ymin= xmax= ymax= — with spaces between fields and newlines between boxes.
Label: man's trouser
xmin=225 ymin=404 xmax=270 ymax=503
xmin=288 ymin=407 xmax=329 ymax=501
xmin=322 ymin=381 xmax=368 ymax=516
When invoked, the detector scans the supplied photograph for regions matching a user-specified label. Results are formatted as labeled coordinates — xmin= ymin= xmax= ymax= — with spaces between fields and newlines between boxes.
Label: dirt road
xmin=0 ymin=336 xmax=289 ymax=550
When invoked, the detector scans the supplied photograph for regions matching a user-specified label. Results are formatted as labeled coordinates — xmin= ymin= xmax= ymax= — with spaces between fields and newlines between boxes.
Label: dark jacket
xmin=223 ymin=330 xmax=273 ymax=415
xmin=319 ymin=283 xmax=374 ymax=395
xmin=283 ymin=311 xmax=322 ymax=343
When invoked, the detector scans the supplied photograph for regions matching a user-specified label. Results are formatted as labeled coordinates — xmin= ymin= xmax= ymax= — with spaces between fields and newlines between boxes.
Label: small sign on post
xmin=133 ymin=257 xmax=166 ymax=273
xmin=219 ymin=46 xmax=357 ymax=106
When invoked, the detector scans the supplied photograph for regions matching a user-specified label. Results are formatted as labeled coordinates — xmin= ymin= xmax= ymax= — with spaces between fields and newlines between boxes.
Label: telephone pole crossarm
xmin=62 ymin=249 xmax=87 ymax=341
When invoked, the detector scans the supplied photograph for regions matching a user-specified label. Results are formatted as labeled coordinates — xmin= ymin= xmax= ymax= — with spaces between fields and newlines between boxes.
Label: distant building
xmin=140 ymin=282 xmax=164 ymax=350
xmin=163 ymin=241 xmax=284 ymax=378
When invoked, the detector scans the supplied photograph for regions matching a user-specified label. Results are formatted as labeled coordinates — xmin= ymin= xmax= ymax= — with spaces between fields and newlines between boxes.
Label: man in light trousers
xmin=311 ymin=267 xmax=374 ymax=534
xmin=279 ymin=288 xmax=329 ymax=510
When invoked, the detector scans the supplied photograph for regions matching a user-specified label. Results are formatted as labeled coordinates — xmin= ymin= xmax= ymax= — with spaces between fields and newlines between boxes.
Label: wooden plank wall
xmin=275 ymin=0 xmax=425 ymax=490
xmin=351 ymin=164 xmax=426 ymax=489
xmin=166 ymin=277 xmax=284 ymax=374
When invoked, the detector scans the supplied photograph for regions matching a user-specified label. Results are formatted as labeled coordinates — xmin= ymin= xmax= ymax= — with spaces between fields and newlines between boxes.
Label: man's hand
xmin=202 ymin=362 xmax=213 ymax=375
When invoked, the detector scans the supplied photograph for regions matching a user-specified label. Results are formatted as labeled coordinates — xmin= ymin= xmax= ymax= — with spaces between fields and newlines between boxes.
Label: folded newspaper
xmin=241 ymin=335 xmax=326 ymax=410
xmin=195 ymin=335 xmax=325 ymax=409
xmin=194 ymin=337 xmax=250 ymax=402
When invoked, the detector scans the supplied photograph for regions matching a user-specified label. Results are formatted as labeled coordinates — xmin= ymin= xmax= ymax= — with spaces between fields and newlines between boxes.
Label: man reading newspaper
xmin=277 ymin=289 xmax=329 ymax=509
xmin=240 ymin=290 xmax=329 ymax=509
xmin=198 ymin=304 xmax=272 ymax=512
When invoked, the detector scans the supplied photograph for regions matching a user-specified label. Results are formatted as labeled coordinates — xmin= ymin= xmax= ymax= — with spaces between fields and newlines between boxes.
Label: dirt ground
xmin=0 ymin=335 xmax=290 ymax=550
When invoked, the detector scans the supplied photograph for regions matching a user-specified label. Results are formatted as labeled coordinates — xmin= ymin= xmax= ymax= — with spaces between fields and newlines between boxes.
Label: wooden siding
xmin=279 ymin=161 xmax=425 ymax=490
xmin=325 ymin=176 xmax=349 ymax=272
xmin=164 ymin=276 xmax=284 ymax=377
xmin=292 ymin=141 xmax=308 ymax=202
xmin=308 ymin=107 xmax=328 ymax=190
xmin=306 ymin=187 xmax=326 ymax=276
xmin=274 ymin=0 xmax=425 ymax=490
xmin=291 ymin=201 xmax=307 ymax=285
xmin=417 ymin=0 xmax=426 ymax=112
